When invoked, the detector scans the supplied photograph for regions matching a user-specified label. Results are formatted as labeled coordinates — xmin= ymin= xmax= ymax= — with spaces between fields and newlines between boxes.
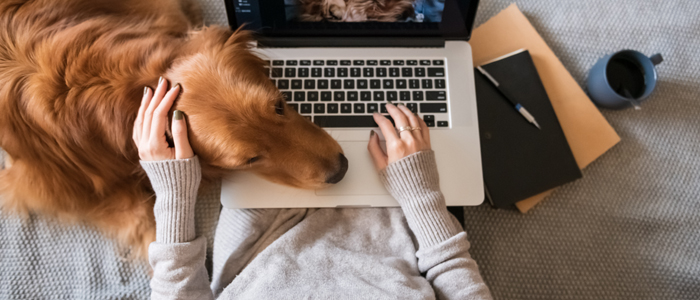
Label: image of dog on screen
xmin=288 ymin=0 xmax=445 ymax=23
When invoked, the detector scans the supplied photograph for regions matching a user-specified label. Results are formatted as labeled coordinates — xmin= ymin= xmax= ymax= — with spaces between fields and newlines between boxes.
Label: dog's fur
xmin=297 ymin=0 xmax=415 ymax=22
xmin=0 ymin=0 xmax=345 ymax=258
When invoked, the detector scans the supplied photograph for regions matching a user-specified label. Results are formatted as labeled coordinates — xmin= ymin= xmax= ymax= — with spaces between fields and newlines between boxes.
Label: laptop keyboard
xmin=265 ymin=59 xmax=449 ymax=128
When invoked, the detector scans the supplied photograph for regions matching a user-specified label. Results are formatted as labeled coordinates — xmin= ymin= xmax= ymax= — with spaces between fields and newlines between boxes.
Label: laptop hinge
xmin=256 ymin=37 xmax=445 ymax=48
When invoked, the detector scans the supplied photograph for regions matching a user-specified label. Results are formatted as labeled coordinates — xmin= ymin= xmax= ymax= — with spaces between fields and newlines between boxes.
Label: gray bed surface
xmin=2 ymin=0 xmax=700 ymax=299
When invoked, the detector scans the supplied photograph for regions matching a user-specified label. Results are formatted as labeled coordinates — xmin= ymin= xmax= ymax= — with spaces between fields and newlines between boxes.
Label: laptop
xmin=220 ymin=0 xmax=484 ymax=208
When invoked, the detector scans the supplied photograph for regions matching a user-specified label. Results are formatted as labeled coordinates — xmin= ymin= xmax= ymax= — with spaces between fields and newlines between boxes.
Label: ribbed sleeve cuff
xmin=379 ymin=150 xmax=463 ymax=249
xmin=141 ymin=156 xmax=202 ymax=244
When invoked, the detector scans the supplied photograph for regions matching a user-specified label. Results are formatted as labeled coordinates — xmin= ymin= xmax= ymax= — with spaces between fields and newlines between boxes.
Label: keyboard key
xmin=368 ymin=103 xmax=378 ymax=113
xmin=425 ymin=120 xmax=435 ymax=127
xmin=301 ymin=103 xmax=312 ymax=113
xmin=340 ymin=60 xmax=351 ymax=65
xmin=420 ymin=103 xmax=447 ymax=113
xmin=300 ymin=60 xmax=311 ymax=66
xmin=344 ymin=79 xmax=355 ymax=89
xmin=298 ymin=68 xmax=309 ymax=77
xmin=331 ymin=79 xmax=342 ymax=89
xmin=328 ymin=103 xmax=339 ymax=113
xmin=273 ymin=60 xmax=284 ymax=66
xmin=428 ymin=68 xmax=445 ymax=77
xmin=380 ymin=103 xmax=388 ymax=113
xmin=420 ymin=60 xmax=431 ymax=65
xmin=407 ymin=60 xmax=418 ymax=65
xmin=435 ymin=79 xmax=446 ymax=89
xmin=415 ymin=67 xmax=425 ymax=77
xmin=324 ymin=68 xmax=335 ymax=77
xmin=334 ymin=91 xmax=345 ymax=101
xmin=318 ymin=80 xmax=329 ymax=89
xmin=387 ymin=91 xmax=397 ymax=101
xmin=294 ymin=91 xmax=305 ymax=101
xmin=413 ymin=91 xmax=424 ymax=100
xmin=341 ymin=103 xmax=352 ymax=113
xmin=373 ymin=91 xmax=385 ymax=101
xmin=389 ymin=68 xmax=400 ymax=77
xmin=291 ymin=80 xmax=303 ymax=89
xmin=396 ymin=79 xmax=407 ymax=89
xmin=363 ymin=68 xmax=374 ymax=77
xmin=351 ymin=68 xmax=361 ymax=77
xmin=401 ymin=68 xmax=413 ymax=77
xmin=321 ymin=91 xmax=332 ymax=101
xmin=304 ymin=80 xmax=315 ymax=89
xmin=437 ymin=121 xmax=448 ymax=127
xmin=433 ymin=60 xmax=445 ymax=65
xmin=360 ymin=91 xmax=371 ymax=101
xmin=367 ymin=60 xmax=378 ymax=66
xmin=353 ymin=60 xmax=364 ymax=66
xmin=393 ymin=60 xmax=405 ymax=66
xmin=313 ymin=115 xmax=396 ymax=128
xmin=409 ymin=79 xmax=420 ymax=89
xmin=353 ymin=103 xmax=365 ymax=113
xmin=313 ymin=60 xmax=324 ymax=66
xmin=406 ymin=103 xmax=418 ymax=113
xmin=380 ymin=60 xmax=391 ymax=65
xmin=383 ymin=79 xmax=394 ymax=89
xmin=347 ymin=91 xmax=358 ymax=101
xmin=271 ymin=68 xmax=283 ymax=77
xmin=357 ymin=79 xmax=368 ymax=89
xmin=289 ymin=103 xmax=299 ymax=112
xmin=338 ymin=68 xmax=348 ymax=77
xmin=285 ymin=68 xmax=296 ymax=77
xmin=426 ymin=91 xmax=446 ymax=100
xmin=400 ymin=91 xmax=411 ymax=101
xmin=326 ymin=60 xmax=338 ymax=66
xmin=376 ymin=68 xmax=387 ymax=77
xmin=308 ymin=91 xmax=319 ymax=101
xmin=282 ymin=91 xmax=292 ymax=101
xmin=286 ymin=60 xmax=298 ymax=66
xmin=370 ymin=80 xmax=381 ymax=89
xmin=421 ymin=79 xmax=433 ymax=89
xmin=278 ymin=79 xmax=289 ymax=89
xmin=314 ymin=103 xmax=325 ymax=113
xmin=312 ymin=68 xmax=322 ymax=77
xmin=423 ymin=115 xmax=435 ymax=122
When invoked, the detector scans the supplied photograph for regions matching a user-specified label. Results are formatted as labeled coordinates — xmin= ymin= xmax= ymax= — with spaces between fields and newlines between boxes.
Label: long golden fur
xmin=0 ymin=0 xmax=345 ymax=258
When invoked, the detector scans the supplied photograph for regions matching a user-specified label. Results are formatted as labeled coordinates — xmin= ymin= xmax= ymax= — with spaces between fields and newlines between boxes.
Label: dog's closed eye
xmin=247 ymin=156 xmax=261 ymax=164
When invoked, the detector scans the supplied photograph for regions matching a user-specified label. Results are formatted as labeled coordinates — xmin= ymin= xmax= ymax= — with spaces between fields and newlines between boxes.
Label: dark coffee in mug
xmin=605 ymin=54 xmax=646 ymax=99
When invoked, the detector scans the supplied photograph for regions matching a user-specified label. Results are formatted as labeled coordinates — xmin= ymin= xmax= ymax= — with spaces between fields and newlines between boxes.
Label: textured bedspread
xmin=2 ymin=0 xmax=700 ymax=299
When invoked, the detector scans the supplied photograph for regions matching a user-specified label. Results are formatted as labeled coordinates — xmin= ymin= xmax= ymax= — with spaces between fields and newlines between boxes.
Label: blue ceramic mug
xmin=587 ymin=50 xmax=663 ymax=109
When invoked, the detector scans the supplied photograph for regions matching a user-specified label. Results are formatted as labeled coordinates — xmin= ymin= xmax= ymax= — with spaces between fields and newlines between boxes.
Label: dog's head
xmin=167 ymin=28 xmax=347 ymax=189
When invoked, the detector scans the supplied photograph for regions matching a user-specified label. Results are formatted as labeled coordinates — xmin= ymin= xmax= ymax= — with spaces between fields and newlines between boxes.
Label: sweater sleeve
xmin=379 ymin=150 xmax=492 ymax=300
xmin=140 ymin=156 xmax=214 ymax=300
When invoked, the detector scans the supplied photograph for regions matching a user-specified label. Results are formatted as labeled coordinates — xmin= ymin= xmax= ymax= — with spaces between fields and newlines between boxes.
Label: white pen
xmin=476 ymin=66 xmax=541 ymax=130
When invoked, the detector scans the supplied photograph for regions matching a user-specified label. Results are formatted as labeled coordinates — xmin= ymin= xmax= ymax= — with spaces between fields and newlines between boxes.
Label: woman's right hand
xmin=368 ymin=102 xmax=431 ymax=171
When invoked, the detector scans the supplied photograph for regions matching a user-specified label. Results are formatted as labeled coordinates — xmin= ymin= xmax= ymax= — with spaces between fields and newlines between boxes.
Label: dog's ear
xmin=224 ymin=28 xmax=253 ymax=49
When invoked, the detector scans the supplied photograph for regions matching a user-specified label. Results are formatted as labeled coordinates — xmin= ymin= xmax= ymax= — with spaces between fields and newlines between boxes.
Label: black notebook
xmin=475 ymin=49 xmax=582 ymax=208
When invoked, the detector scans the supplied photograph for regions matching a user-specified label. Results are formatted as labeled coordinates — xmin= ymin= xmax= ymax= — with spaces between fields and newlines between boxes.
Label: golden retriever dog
xmin=297 ymin=0 xmax=415 ymax=22
xmin=0 ymin=0 xmax=347 ymax=258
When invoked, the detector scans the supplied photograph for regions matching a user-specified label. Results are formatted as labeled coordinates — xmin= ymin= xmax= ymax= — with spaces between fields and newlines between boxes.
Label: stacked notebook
xmin=475 ymin=49 xmax=581 ymax=208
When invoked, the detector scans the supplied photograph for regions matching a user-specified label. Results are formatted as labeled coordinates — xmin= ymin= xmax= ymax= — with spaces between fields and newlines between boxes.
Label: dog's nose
xmin=325 ymin=153 xmax=348 ymax=184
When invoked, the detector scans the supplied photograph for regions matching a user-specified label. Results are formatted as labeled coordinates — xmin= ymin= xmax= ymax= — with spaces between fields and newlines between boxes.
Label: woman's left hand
xmin=133 ymin=77 xmax=194 ymax=161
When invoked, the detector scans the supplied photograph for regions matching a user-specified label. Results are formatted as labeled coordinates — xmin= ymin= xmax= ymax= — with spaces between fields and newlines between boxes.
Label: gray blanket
xmin=2 ymin=0 xmax=700 ymax=299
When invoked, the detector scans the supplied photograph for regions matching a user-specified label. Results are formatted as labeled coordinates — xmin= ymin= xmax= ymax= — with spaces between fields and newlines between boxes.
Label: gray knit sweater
xmin=140 ymin=151 xmax=492 ymax=299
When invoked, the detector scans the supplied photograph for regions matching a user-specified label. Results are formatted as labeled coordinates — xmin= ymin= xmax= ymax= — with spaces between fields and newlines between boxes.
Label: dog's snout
xmin=325 ymin=153 xmax=348 ymax=184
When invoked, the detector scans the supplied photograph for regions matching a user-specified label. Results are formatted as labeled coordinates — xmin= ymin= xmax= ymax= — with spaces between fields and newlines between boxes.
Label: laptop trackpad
xmin=315 ymin=141 xmax=388 ymax=196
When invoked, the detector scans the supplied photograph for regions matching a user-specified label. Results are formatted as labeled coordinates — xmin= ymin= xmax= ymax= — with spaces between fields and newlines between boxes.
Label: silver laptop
xmin=220 ymin=0 xmax=484 ymax=208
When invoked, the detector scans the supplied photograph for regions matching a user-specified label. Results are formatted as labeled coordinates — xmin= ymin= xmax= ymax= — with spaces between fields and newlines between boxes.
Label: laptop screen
xmin=224 ymin=0 xmax=479 ymax=39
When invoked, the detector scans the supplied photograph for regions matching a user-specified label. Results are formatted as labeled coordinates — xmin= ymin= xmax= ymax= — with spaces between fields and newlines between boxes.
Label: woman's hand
xmin=368 ymin=102 xmax=431 ymax=170
xmin=133 ymin=77 xmax=194 ymax=161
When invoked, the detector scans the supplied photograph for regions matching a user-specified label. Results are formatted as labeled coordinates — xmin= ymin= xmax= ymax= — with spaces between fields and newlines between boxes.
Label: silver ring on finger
xmin=397 ymin=126 xmax=413 ymax=134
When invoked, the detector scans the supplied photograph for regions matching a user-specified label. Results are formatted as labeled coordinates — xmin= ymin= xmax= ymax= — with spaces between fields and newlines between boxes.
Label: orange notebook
xmin=470 ymin=4 xmax=620 ymax=212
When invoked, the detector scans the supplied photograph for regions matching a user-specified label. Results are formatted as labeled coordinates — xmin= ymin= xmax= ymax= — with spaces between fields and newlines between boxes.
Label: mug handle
xmin=650 ymin=53 xmax=663 ymax=66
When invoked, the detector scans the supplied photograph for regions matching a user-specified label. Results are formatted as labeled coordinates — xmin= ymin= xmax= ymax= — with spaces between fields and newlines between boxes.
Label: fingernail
xmin=386 ymin=99 xmax=394 ymax=105
xmin=173 ymin=83 xmax=181 ymax=91
xmin=173 ymin=110 xmax=183 ymax=120
xmin=370 ymin=130 xmax=375 ymax=137
xmin=143 ymin=86 xmax=149 ymax=95
xmin=158 ymin=76 xmax=164 ymax=85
